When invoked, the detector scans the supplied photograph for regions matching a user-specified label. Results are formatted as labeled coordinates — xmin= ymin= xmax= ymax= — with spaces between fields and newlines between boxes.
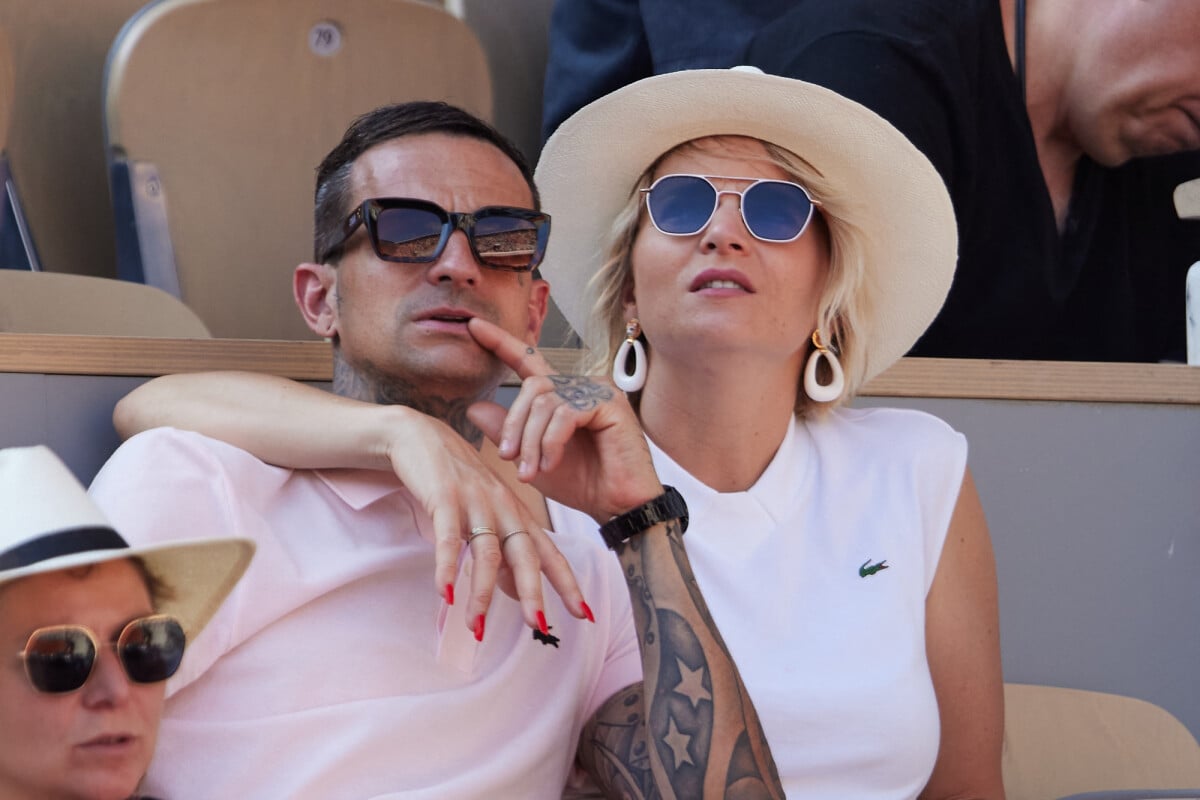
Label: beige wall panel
xmin=457 ymin=0 xmax=551 ymax=166
xmin=0 ymin=0 xmax=148 ymax=278
xmin=0 ymin=25 xmax=13 ymax=146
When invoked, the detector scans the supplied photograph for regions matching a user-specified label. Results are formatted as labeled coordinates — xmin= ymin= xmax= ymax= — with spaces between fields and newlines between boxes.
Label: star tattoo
xmin=672 ymin=658 xmax=712 ymax=709
xmin=662 ymin=717 xmax=695 ymax=769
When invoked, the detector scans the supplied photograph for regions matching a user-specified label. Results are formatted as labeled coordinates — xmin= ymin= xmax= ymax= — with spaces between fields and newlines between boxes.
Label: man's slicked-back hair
xmin=313 ymin=101 xmax=539 ymax=263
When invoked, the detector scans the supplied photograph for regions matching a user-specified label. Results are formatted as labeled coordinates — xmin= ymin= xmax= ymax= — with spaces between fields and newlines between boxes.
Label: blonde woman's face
xmin=625 ymin=136 xmax=829 ymax=373
xmin=0 ymin=560 xmax=163 ymax=800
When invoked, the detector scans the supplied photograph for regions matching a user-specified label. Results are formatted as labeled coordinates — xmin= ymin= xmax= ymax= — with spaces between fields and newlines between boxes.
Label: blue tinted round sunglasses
xmin=322 ymin=197 xmax=551 ymax=272
xmin=640 ymin=174 xmax=820 ymax=242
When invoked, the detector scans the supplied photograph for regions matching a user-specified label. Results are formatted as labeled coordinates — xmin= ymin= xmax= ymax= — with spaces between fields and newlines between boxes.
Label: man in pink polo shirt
xmin=88 ymin=102 xmax=778 ymax=799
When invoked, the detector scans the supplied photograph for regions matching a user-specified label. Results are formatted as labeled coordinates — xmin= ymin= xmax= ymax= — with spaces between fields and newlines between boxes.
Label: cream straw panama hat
xmin=535 ymin=67 xmax=957 ymax=385
xmin=0 ymin=445 xmax=254 ymax=638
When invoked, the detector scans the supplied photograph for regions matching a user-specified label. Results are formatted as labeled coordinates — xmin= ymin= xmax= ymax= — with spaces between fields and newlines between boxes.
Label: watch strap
xmin=599 ymin=485 xmax=689 ymax=550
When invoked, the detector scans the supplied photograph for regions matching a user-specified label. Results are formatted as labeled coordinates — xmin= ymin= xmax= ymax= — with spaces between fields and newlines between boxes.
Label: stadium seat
xmin=1003 ymin=683 xmax=1200 ymax=800
xmin=0 ymin=270 xmax=210 ymax=336
xmin=0 ymin=24 xmax=41 ymax=271
xmin=103 ymin=0 xmax=492 ymax=339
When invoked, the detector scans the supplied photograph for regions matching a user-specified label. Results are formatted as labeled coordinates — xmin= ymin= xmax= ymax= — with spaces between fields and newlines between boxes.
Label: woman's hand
xmin=379 ymin=405 xmax=589 ymax=636
xmin=113 ymin=370 xmax=591 ymax=637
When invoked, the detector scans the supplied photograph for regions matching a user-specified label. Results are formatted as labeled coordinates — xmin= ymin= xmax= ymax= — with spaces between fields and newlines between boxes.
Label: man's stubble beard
xmin=329 ymin=279 xmax=516 ymax=447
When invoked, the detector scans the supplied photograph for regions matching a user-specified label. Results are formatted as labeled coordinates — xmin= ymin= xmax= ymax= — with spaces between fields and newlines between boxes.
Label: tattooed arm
xmin=465 ymin=318 xmax=784 ymax=799
xmin=576 ymin=519 xmax=783 ymax=800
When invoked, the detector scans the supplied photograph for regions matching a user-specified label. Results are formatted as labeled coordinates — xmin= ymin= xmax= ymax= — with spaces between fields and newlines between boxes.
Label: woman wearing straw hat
xmin=0 ymin=446 xmax=253 ymax=800
xmin=112 ymin=69 xmax=1003 ymax=797
xmin=529 ymin=67 xmax=1003 ymax=797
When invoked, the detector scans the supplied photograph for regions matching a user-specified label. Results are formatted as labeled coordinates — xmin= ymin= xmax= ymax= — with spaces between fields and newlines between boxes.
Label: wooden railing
xmin=2 ymin=333 xmax=1198 ymax=404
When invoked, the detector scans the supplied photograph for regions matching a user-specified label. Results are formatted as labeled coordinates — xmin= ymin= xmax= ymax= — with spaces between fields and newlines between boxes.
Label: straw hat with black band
xmin=536 ymin=67 xmax=957 ymax=387
xmin=0 ymin=445 xmax=253 ymax=639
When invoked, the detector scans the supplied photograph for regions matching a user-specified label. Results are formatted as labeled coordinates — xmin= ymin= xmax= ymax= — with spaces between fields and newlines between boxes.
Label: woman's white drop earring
xmin=804 ymin=330 xmax=845 ymax=402
xmin=612 ymin=319 xmax=647 ymax=392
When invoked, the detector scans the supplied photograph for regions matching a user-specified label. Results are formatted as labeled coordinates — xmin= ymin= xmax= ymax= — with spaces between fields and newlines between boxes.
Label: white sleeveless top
xmin=549 ymin=406 xmax=967 ymax=798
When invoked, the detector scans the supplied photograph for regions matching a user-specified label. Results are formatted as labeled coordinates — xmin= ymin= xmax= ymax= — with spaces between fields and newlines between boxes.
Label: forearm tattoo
xmin=549 ymin=374 xmax=613 ymax=411
xmin=580 ymin=521 xmax=783 ymax=799
xmin=333 ymin=353 xmax=484 ymax=448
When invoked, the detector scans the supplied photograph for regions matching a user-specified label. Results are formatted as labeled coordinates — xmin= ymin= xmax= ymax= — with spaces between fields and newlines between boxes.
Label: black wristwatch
xmin=598 ymin=485 xmax=689 ymax=550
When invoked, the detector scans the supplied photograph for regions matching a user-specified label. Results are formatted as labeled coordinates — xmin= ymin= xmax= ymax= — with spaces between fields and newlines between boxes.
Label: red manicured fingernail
xmin=474 ymin=614 xmax=486 ymax=642
xmin=536 ymin=610 xmax=549 ymax=635
xmin=444 ymin=583 xmax=455 ymax=606
xmin=580 ymin=601 xmax=595 ymax=623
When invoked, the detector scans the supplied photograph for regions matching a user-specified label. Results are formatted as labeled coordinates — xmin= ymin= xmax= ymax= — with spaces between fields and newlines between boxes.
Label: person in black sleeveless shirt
xmin=748 ymin=0 xmax=1200 ymax=361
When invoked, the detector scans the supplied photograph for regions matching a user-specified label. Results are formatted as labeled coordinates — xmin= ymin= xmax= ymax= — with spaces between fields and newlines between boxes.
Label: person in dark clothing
xmin=747 ymin=0 xmax=1200 ymax=361
xmin=541 ymin=0 xmax=795 ymax=142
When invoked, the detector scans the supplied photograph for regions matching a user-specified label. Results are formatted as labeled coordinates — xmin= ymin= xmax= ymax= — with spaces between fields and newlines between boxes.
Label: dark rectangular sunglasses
xmin=641 ymin=173 xmax=819 ymax=242
xmin=19 ymin=614 xmax=185 ymax=694
xmin=322 ymin=197 xmax=551 ymax=272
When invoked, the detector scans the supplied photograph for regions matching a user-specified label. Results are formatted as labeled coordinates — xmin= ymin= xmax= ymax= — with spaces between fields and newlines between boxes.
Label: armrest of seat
xmin=1175 ymin=178 xmax=1200 ymax=220
xmin=1 ymin=153 xmax=41 ymax=270
xmin=110 ymin=156 xmax=180 ymax=296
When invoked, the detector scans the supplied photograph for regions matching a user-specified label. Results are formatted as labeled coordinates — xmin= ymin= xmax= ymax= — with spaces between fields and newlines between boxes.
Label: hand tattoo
xmin=549 ymin=375 xmax=614 ymax=411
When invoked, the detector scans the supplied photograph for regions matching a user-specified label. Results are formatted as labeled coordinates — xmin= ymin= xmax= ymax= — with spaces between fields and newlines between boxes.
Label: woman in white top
xmin=527 ymin=66 xmax=1000 ymax=798
xmin=114 ymin=69 xmax=1003 ymax=798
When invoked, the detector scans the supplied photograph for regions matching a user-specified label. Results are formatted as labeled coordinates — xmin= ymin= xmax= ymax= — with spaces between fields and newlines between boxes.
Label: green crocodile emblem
xmin=859 ymin=558 xmax=889 ymax=578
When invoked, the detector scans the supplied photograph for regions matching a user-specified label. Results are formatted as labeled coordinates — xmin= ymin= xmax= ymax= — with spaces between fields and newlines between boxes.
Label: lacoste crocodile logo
xmin=859 ymin=558 xmax=889 ymax=578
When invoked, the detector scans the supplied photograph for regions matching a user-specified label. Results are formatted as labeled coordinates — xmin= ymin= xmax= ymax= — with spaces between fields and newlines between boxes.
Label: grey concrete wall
xmin=859 ymin=395 xmax=1200 ymax=741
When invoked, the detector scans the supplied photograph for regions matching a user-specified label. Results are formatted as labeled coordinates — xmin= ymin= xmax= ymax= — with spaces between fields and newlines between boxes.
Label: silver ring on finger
xmin=468 ymin=526 xmax=498 ymax=543
xmin=501 ymin=529 xmax=531 ymax=547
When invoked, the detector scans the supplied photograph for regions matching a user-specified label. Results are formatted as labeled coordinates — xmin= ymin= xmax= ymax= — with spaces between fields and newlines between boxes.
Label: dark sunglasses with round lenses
xmin=18 ymin=614 xmax=186 ymax=694
xmin=322 ymin=197 xmax=551 ymax=272
xmin=641 ymin=173 xmax=820 ymax=243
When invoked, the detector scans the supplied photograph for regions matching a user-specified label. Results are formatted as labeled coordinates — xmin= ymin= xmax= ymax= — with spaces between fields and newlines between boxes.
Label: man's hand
xmin=465 ymin=318 xmax=664 ymax=524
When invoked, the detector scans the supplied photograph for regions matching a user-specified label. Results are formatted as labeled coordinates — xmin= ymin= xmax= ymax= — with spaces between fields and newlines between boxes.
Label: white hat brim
xmin=536 ymin=68 xmax=957 ymax=384
xmin=1 ymin=446 xmax=254 ymax=640
xmin=0 ymin=533 xmax=253 ymax=639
